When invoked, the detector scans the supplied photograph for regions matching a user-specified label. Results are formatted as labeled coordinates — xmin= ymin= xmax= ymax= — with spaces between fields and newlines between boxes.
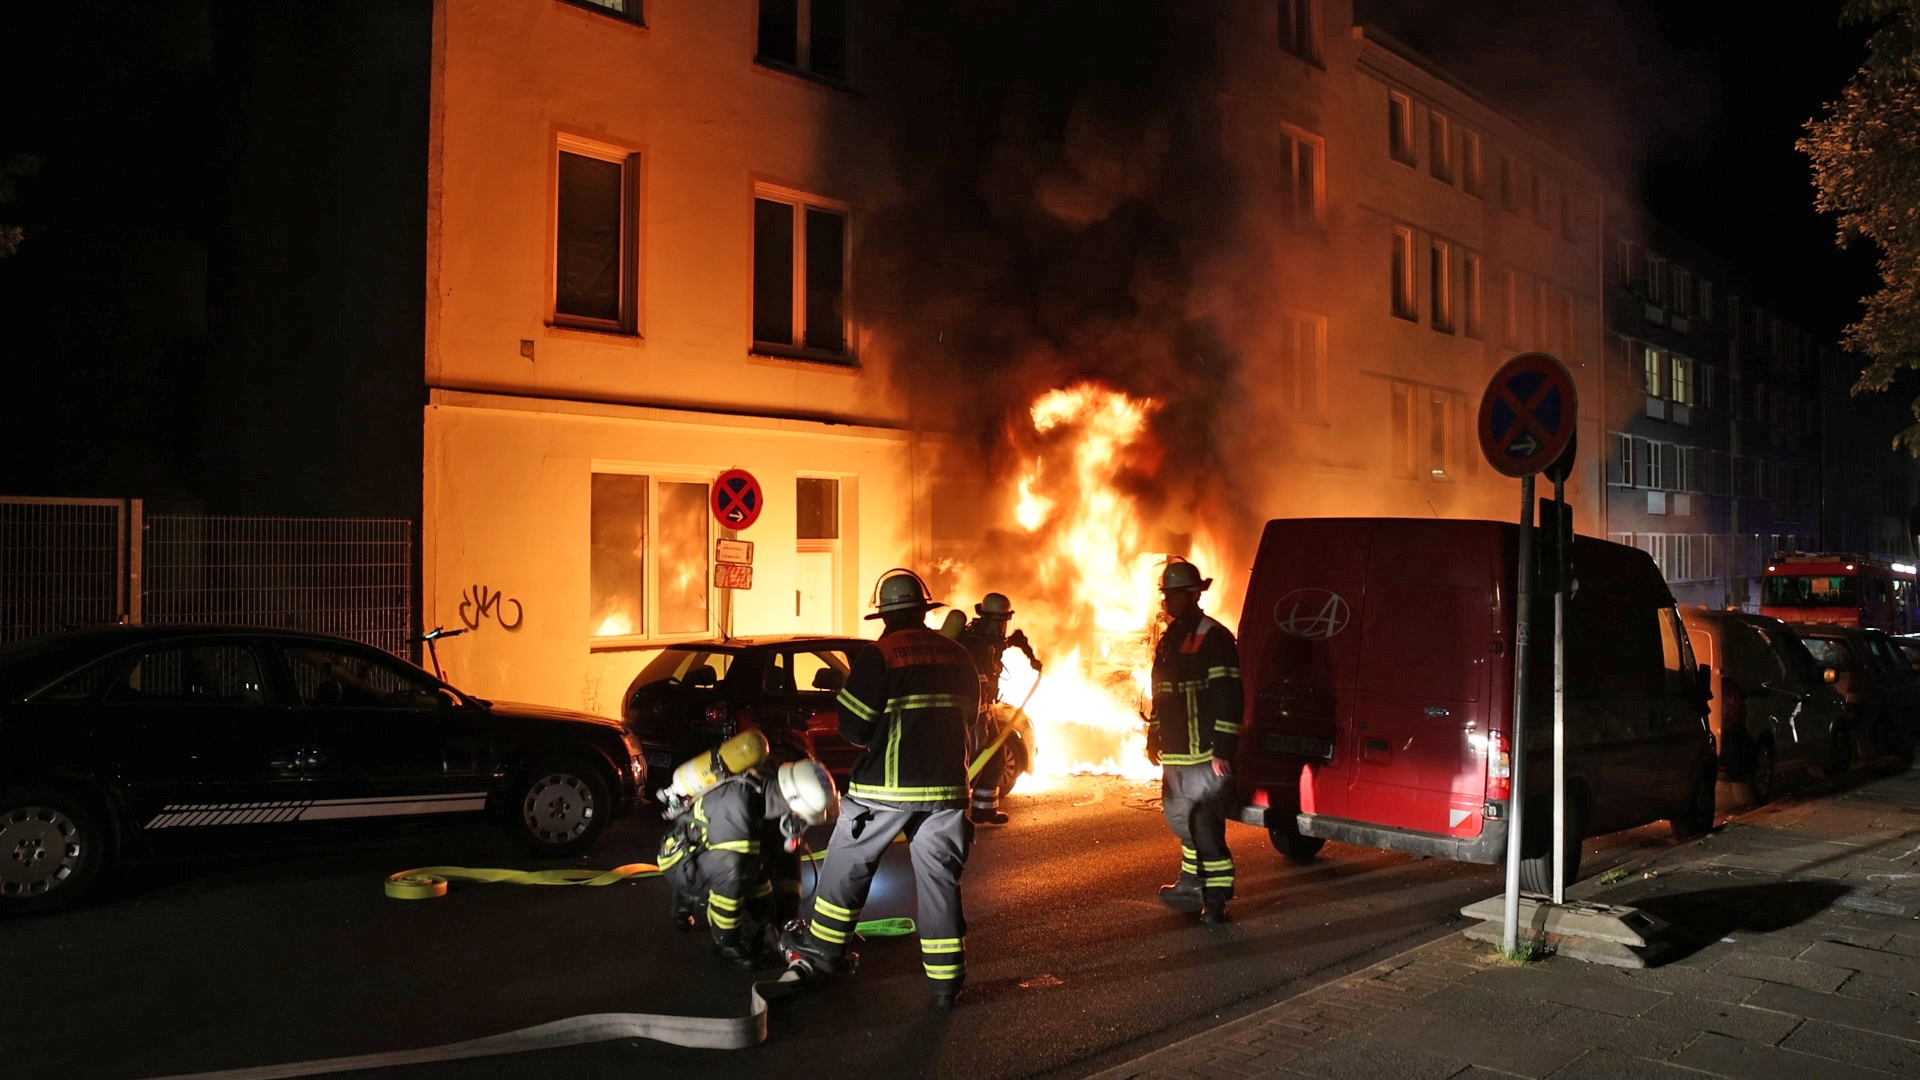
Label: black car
xmin=0 ymin=626 xmax=646 ymax=913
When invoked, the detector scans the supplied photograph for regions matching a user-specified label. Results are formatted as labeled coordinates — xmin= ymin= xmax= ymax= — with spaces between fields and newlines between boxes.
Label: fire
xmin=947 ymin=381 xmax=1238 ymax=787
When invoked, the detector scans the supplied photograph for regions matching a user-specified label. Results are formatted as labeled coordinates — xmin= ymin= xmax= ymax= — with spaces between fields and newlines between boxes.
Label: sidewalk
xmin=1089 ymin=762 xmax=1920 ymax=1080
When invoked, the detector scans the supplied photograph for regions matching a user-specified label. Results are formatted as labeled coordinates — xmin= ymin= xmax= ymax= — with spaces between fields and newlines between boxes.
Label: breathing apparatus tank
xmin=655 ymin=730 xmax=769 ymax=814
xmin=938 ymin=609 xmax=967 ymax=638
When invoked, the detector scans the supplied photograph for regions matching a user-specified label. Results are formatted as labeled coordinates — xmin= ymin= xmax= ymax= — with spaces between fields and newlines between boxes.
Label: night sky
xmin=1364 ymin=0 xmax=1880 ymax=343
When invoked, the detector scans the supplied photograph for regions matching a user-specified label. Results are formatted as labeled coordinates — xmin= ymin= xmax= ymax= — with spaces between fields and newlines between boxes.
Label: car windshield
xmin=1764 ymin=574 xmax=1859 ymax=609
xmin=633 ymin=648 xmax=735 ymax=690
xmin=1801 ymin=636 xmax=1853 ymax=670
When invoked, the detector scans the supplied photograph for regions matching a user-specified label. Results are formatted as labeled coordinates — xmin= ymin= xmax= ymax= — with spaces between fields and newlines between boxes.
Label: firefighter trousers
xmin=799 ymin=798 xmax=972 ymax=989
xmin=664 ymin=849 xmax=773 ymax=951
xmin=1163 ymin=762 xmax=1235 ymax=907
xmin=969 ymin=711 xmax=1006 ymax=815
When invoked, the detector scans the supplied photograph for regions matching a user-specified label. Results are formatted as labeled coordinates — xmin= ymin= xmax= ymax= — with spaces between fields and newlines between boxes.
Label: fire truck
xmin=1760 ymin=553 xmax=1918 ymax=633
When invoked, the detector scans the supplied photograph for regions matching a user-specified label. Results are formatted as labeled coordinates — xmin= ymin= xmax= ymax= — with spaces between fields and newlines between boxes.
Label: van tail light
xmin=1486 ymin=729 xmax=1511 ymax=802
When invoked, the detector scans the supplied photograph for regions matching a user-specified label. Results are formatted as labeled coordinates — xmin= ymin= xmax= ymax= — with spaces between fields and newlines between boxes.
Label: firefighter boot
xmin=1200 ymin=901 xmax=1230 ymax=925
xmin=670 ymin=897 xmax=699 ymax=933
xmin=969 ymin=807 xmax=1008 ymax=826
xmin=714 ymin=942 xmax=761 ymax=971
xmin=930 ymin=978 xmax=965 ymax=1009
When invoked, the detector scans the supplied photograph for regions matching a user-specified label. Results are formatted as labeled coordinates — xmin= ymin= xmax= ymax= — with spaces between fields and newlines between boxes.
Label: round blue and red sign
xmin=711 ymin=469 xmax=763 ymax=530
xmin=1477 ymin=353 xmax=1578 ymax=478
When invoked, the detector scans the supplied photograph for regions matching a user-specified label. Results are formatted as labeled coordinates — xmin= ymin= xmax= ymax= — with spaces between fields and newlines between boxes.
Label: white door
xmin=796 ymin=550 xmax=836 ymax=633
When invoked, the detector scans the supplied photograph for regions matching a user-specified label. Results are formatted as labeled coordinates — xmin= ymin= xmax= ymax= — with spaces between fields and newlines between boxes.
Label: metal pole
xmin=1502 ymin=474 xmax=1536 ymax=953
xmin=1552 ymin=475 xmax=1568 ymax=906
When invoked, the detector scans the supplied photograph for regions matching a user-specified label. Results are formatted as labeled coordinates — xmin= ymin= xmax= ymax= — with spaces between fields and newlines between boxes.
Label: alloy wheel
xmin=521 ymin=772 xmax=597 ymax=845
xmin=0 ymin=805 xmax=84 ymax=899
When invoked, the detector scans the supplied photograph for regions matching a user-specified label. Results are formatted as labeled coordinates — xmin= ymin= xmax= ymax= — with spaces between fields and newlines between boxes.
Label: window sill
xmin=547 ymin=323 xmax=645 ymax=347
xmin=1430 ymin=322 xmax=1455 ymax=335
xmin=752 ymin=57 xmax=859 ymax=95
xmin=750 ymin=348 xmax=858 ymax=371
xmin=1391 ymin=310 xmax=1418 ymax=323
xmin=1389 ymin=153 xmax=1417 ymax=169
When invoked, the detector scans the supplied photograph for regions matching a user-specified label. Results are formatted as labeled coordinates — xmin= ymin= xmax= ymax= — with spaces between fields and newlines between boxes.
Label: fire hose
xmin=968 ymin=674 xmax=1041 ymax=783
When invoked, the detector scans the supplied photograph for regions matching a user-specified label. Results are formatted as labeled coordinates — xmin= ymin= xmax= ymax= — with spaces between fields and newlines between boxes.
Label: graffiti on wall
xmin=459 ymin=584 xmax=524 ymax=631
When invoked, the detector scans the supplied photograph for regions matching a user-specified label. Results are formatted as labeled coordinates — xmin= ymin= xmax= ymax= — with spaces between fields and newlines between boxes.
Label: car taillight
xmin=704 ymin=702 xmax=735 ymax=737
xmin=1486 ymin=729 xmax=1511 ymax=802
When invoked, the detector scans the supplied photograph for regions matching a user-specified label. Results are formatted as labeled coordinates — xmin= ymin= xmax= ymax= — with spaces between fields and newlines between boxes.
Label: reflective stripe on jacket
xmin=836 ymin=626 xmax=978 ymax=806
xmin=1149 ymin=613 xmax=1244 ymax=765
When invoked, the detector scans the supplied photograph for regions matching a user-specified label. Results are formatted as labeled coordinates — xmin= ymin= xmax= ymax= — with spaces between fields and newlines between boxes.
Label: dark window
xmin=283 ymin=646 xmax=443 ymax=711
xmin=803 ymin=209 xmax=846 ymax=352
xmin=556 ymin=150 xmax=629 ymax=327
xmin=1388 ymin=92 xmax=1414 ymax=165
xmin=108 ymin=645 xmax=268 ymax=707
xmin=758 ymin=0 xmax=799 ymax=65
xmin=754 ymin=196 xmax=850 ymax=358
xmin=796 ymin=477 xmax=840 ymax=539
xmin=568 ymin=0 xmax=643 ymax=22
xmin=759 ymin=0 xmax=847 ymax=81
xmin=35 ymin=655 xmax=125 ymax=702
xmin=752 ymin=198 xmax=795 ymax=346
xmin=810 ymin=0 xmax=849 ymax=80
xmin=1280 ymin=0 xmax=1319 ymax=63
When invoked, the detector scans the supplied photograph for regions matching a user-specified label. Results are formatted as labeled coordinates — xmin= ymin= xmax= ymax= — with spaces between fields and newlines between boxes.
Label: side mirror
xmin=811 ymin=668 xmax=845 ymax=692
xmin=1823 ymin=667 xmax=1838 ymax=684
xmin=1694 ymin=664 xmax=1713 ymax=704
xmin=686 ymin=665 xmax=718 ymax=688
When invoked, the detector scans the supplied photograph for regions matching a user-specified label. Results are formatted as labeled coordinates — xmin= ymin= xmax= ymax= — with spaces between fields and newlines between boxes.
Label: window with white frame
xmin=1429 ymin=111 xmax=1454 ymax=183
xmin=1430 ymin=239 xmax=1453 ymax=332
xmin=1391 ymin=226 xmax=1417 ymax=319
xmin=554 ymin=139 xmax=639 ymax=332
xmin=795 ymin=477 xmax=842 ymax=633
xmin=753 ymin=189 xmax=849 ymax=359
xmin=1389 ymin=382 xmax=1416 ymax=477
xmin=1279 ymin=0 xmax=1320 ymax=64
xmin=1641 ymin=439 xmax=1663 ymax=489
xmin=1644 ymin=252 xmax=1667 ymax=305
xmin=1388 ymin=91 xmax=1415 ymax=165
xmin=757 ymin=0 xmax=849 ymax=82
xmin=1276 ymin=312 xmax=1327 ymax=416
xmin=590 ymin=473 xmax=713 ymax=640
xmin=1278 ymin=125 xmax=1324 ymax=229
xmin=1612 ymin=432 xmax=1635 ymax=486
xmin=1700 ymin=279 xmax=1714 ymax=321
xmin=1463 ymin=251 xmax=1483 ymax=339
xmin=1643 ymin=345 xmax=1664 ymax=398
xmin=1462 ymin=130 xmax=1483 ymax=196
xmin=1673 ymin=267 xmax=1694 ymax=318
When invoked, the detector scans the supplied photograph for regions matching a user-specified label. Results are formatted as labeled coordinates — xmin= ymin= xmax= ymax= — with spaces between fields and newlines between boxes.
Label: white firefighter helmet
xmin=776 ymin=759 xmax=839 ymax=828
xmin=1160 ymin=557 xmax=1212 ymax=593
xmin=867 ymin=568 xmax=944 ymax=620
xmin=975 ymin=592 xmax=1015 ymax=619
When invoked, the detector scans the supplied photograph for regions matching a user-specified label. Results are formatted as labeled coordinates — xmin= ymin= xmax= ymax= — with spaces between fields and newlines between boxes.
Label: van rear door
xmin=1349 ymin=522 xmax=1496 ymax=839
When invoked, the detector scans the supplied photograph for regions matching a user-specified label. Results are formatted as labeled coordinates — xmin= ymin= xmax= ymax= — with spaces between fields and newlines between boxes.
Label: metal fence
xmin=143 ymin=516 xmax=414 ymax=656
xmin=0 ymin=497 xmax=138 ymax=643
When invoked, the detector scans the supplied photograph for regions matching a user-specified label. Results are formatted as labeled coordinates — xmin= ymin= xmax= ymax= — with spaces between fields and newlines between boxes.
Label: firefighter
xmin=658 ymin=757 xmax=838 ymax=969
xmin=1148 ymin=557 xmax=1244 ymax=925
xmin=957 ymin=592 xmax=1042 ymax=825
xmin=784 ymin=569 xmax=980 ymax=1007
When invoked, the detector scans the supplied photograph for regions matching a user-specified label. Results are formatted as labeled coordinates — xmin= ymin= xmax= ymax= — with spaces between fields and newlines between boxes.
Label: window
xmin=1280 ymin=0 xmax=1319 ymax=63
xmin=1672 ymin=267 xmax=1694 ymax=318
xmin=1643 ymin=346 xmax=1664 ymax=398
xmin=1532 ymin=278 xmax=1549 ymax=349
xmin=283 ymin=646 xmax=444 ymax=711
xmin=767 ymin=648 xmax=852 ymax=697
xmin=1642 ymin=439 xmax=1663 ymax=489
xmin=753 ymin=192 xmax=849 ymax=358
xmin=567 ymin=0 xmax=643 ymax=22
xmin=1615 ymin=238 xmax=1637 ymax=285
xmin=591 ymin=473 xmax=712 ymax=640
xmin=1560 ymin=189 xmax=1575 ymax=242
xmin=554 ymin=143 xmax=638 ymax=331
xmin=796 ymin=477 xmax=842 ymax=633
xmin=1499 ymin=157 xmax=1517 ymax=212
xmin=1463 ymin=251 xmax=1483 ymax=338
xmin=1430 ymin=239 xmax=1453 ymax=332
xmin=1388 ymin=92 xmax=1415 ymax=165
xmin=1462 ymin=131 xmax=1483 ymax=196
xmin=1670 ymin=354 xmax=1694 ymax=405
xmin=1557 ymin=291 xmax=1574 ymax=359
xmin=1529 ymin=170 xmax=1545 ymax=227
xmin=757 ymin=0 xmax=849 ymax=82
xmin=1611 ymin=433 xmax=1634 ymax=486
xmin=1700 ymin=280 xmax=1714 ymax=322
xmin=1428 ymin=392 xmax=1452 ymax=479
xmin=1278 ymin=126 xmax=1323 ymax=229
xmin=1503 ymin=267 xmax=1521 ymax=348
xmin=106 ymin=645 xmax=267 ymax=707
xmin=1391 ymin=227 xmax=1416 ymax=319
xmin=1699 ymin=362 xmax=1717 ymax=409
xmin=1644 ymin=252 xmax=1667 ymax=306
xmin=1429 ymin=111 xmax=1453 ymax=183
xmin=1276 ymin=312 xmax=1327 ymax=416
xmin=1390 ymin=382 xmax=1415 ymax=477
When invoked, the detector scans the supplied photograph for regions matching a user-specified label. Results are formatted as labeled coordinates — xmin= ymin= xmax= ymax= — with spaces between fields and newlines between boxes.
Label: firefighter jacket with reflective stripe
xmin=1149 ymin=613 xmax=1244 ymax=765
xmin=836 ymin=626 xmax=978 ymax=806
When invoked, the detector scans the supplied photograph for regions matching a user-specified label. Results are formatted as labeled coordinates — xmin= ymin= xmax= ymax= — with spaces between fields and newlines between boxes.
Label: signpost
xmin=1477 ymin=353 xmax=1577 ymax=954
xmin=709 ymin=470 xmax=763 ymax=639
xmin=1544 ymin=436 xmax=1576 ymax=907
xmin=711 ymin=469 xmax=764 ymax=530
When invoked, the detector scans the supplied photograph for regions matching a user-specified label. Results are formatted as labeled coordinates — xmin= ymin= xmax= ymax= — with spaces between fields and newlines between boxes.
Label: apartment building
xmin=1215 ymin=3 xmax=1609 ymax=533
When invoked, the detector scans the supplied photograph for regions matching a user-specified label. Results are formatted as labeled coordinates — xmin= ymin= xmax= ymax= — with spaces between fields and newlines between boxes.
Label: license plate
xmin=1264 ymin=733 xmax=1334 ymax=759
xmin=647 ymin=752 xmax=674 ymax=771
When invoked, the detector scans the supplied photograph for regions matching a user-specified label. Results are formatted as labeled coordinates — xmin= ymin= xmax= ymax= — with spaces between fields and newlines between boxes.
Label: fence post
xmin=127 ymin=498 xmax=143 ymax=625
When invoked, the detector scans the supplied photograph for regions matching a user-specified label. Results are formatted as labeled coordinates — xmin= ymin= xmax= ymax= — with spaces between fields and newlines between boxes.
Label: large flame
xmin=949 ymin=382 xmax=1238 ymax=788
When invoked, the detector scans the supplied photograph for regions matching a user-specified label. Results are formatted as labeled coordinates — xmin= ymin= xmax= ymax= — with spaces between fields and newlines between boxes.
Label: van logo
xmin=1276 ymin=590 xmax=1351 ymax=640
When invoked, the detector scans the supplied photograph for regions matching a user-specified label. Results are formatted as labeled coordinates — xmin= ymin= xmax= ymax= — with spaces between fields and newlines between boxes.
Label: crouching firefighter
xmin=658 ymin=750 xmax=839 ymax=969
xmin=1149 ymin=558 xmax=1244 ymax=925
xmin=955 ymin=592 xmax=1042 ymax=826
xmin=784 ymin=568 xmax=980 ymax=1007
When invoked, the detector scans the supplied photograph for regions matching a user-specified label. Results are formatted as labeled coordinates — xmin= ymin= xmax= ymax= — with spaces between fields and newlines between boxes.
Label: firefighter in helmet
xmin=956 ymin=592 xmax=1041 ymax=825
xmin=784 ymin=569 xmax=980 ymax=1007
xmin=658 ymin=756 xmax=838 ymax=969
xmin=1147 ymin=558 xmax=1243 ymax=924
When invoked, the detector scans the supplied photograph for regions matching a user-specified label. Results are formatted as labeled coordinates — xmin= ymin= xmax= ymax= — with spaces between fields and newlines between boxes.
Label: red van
xmin=1234 ymin=519 xmax=1717 ymax=891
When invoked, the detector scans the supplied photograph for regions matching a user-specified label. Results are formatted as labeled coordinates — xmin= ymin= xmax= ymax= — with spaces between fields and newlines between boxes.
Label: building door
xmin=796 ymin=551 xmax=836 ymax=633
xmin=796 ymin=477 xmax=841 ymax=633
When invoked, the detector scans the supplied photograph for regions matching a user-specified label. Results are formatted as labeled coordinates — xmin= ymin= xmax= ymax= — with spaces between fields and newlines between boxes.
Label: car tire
xmin=996 ymin=735 xmax=1029 ymax=803
xmin=0 ymin=786 xmax=108 ymax=916
xmin=1749 ymin=738 xmax=1776 ymax=805
xmin=506 ymin=757 xmax=611 ymax=858
xmin=1268 ymin=814 xmax=1326 ymax=864
xmin=1823 ymin=726 xmax=1854 ymax=779
xmin=1519 ymin=798 xmax=1583 ymax=895
xmin=1670 ymin=763 xmax=1717 ymax=839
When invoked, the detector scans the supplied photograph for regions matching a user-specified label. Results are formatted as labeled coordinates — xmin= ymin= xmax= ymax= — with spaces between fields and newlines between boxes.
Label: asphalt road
xmin=6 ymin=777 xmax=1685 ymax=1080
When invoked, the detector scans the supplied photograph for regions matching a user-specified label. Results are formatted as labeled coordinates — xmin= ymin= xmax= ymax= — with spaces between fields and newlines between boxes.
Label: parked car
xmin=0 ymin=626 xmax=646 ymax=914
xmin=1232 ymin=518 xmax=1718 ymax=895
xmin=1889 ymin=633 xmax=1920 ymax=673
xmin=1794 ymin=624 xmax=1920 ymax=754
xmin=623 ymin=635 xmax=1036 ymax=796
xmin=1679 ymin=608 xmax=1847 ymax=802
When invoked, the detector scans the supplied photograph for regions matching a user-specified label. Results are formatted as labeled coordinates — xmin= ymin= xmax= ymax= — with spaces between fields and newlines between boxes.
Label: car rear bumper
xmin=1296 ymin=812 xmax=1508 ymax=864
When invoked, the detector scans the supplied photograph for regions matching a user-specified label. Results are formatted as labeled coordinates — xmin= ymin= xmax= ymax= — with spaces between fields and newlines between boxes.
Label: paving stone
xmin=1782 ymin=1018 xmax=1920 ymax=1074
xmin=1472 ymin=968 xmax=1666 ymax=1018
xmin=1886 ymin=933 xmax=1920 ymax=958
xmin=1816 ymin=927 xmax=1897 ymax=950
xmin=1704 ymin=933 xmax=1812 ymax=959
xmin=1396 ymin=986 xmax=1568 ymax=1035
xmin=1561 ymin=961 xmax=1763 ymax=1004
xmin=1747 ymin=981 xmax=1920 ymax=1042
xmin=1800 ymin=940 xmax=1917 ymax=978
xmin=1540 ymin=1047 xmax=1701 ymax=1079
xmin=1371 ymin=1009 xmax=1585 ymax=1078
xmin=1711 ymin=953 xmax=1853 ymax=992
xmin=1517 ymin=1007 xmax=1701 ymax=1059
xmin=1834 ymin=971 xmax=1920 ymax=1014
xmin=1274 ymin=1031 xmax=1467 ymax=1080
xmin=1638 ymin=995 xmax=1803 ymax=1044
xmin=1672 ymin=1032 xmax=1888 ymax=1080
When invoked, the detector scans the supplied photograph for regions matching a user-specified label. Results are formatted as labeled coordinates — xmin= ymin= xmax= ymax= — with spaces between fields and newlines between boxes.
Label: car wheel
xmin=1823 ymin=725 xmax=1854 ymax=778
xmin=0 ymin=787 xmax=107 ymax=916
xmin=996 ymin=735 xmax=1029 ymax=803
xmin=1671 ymin=764 xmax=1717 ymax=839
xmin=1268 ymin=813 xmax=1325 ymax=864
xmin=507 ymin=757 xmax=611 ymax=857
xmin=1749 ymin=738 xmax=1776 ymax=805
xmin=1519 ymin=798 xmax=1583 ymax=895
